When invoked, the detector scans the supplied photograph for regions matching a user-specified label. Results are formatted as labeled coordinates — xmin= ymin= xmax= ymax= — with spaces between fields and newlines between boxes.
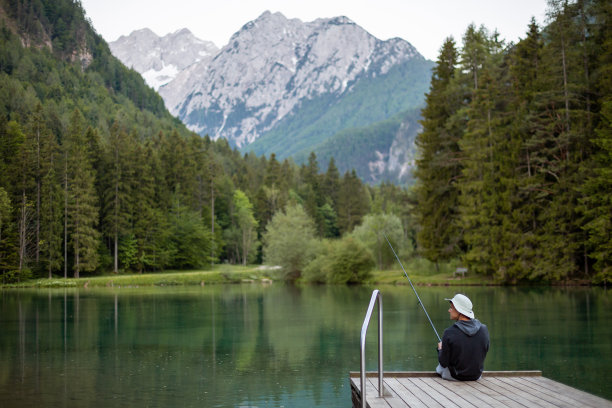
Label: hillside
xmin=0 ymin=0 xmax=410 ymax=281
xmin=110 ymin=12 xmax=433 ymax=183
xmin=294 ymin=108 xmax=422 ymax=185
xmin=0 ymin=0 xmax=184 ymax=134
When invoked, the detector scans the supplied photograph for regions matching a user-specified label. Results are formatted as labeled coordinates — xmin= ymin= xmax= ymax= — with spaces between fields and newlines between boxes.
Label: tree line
xmin=0 ymin=0 xmax=417 ymax=283
xmin=414 ymin=0 xmax=611 ymax=284
xmin=0 ymin=100 xmax=415 ymax=281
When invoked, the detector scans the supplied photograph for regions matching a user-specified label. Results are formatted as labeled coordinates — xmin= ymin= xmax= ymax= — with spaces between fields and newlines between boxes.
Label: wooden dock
xmin=349 ymin=371 xmax=612 ymax=408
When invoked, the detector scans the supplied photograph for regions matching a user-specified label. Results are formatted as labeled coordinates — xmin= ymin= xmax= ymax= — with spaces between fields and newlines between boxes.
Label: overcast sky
xmin=80 ymin=0 xmax=549 ymax=61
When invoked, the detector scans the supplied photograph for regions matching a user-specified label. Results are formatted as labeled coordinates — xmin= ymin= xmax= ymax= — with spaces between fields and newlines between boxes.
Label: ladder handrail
xmin=360 ymin=289 xmax=383 ymax=407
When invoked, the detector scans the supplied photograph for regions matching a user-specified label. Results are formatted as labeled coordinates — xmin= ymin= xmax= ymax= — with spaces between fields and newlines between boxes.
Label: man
xmin=436 ymin=293 xmax=489 ymax=381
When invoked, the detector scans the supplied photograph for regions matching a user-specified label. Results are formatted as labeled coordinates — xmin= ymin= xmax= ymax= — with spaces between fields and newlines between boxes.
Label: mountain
xmin=299 ymin=108 xmax=422 ymax=184
xmin=110 ymin=11 xmax=433 ymax=183
xmin=109 ymin=28 xmax=218 ymax=90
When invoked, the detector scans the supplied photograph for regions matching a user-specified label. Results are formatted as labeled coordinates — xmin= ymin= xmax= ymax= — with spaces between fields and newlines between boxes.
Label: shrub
xmin=263 ymin=204 xmax=319 ymax=281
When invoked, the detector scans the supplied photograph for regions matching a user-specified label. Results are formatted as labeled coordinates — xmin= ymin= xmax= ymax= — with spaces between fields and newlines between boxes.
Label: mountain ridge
xmin=110 ymin=11 xmax=433 ymax=184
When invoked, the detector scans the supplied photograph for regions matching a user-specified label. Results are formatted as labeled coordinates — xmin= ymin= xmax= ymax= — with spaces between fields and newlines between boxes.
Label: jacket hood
xmin=454 ymin=319 xmax=482 ymax=336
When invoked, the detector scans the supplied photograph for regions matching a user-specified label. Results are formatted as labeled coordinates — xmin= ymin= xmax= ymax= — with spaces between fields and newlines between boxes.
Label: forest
xmin=0 ymin=0 xmax=414 ymax=283
xmin=0 ymin=0 xmax=610 ymax=285
xmin=414 ymin=0 xmax=611 ymax=283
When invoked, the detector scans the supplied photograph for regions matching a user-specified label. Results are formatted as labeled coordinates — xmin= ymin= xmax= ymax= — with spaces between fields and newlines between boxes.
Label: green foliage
xmin=225 ymin=189 xmax=259 ymax=265
xmin=303 ymin=236 xmax=374 ymax=284
xmin=414 ymin=0 xmax=612 ymax=283
xmin=65 ymin=109 xmax=99 ymax=276
xmin=263 ymin=204 xmax=319 ymax=281
xmin=297 ymin=108 xmax=422 ymax=184
xmin=168 ymin=204 xmax=212 ymax=269
xmin=243 ymin=59 xmax=433 ymax=162
xmin=414 ymin=37 xmax=464 ymax=265
xmin=351 ymin=213 xmax=404 ymax=270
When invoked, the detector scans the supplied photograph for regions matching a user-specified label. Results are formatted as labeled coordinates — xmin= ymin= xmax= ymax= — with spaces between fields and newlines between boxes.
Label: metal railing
xmin=360 ymin=289 xmax=383 ymax=408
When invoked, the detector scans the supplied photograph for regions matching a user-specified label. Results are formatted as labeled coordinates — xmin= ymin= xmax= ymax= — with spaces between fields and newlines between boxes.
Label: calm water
xmin=0 ymin=285 xmax=610 ymax=407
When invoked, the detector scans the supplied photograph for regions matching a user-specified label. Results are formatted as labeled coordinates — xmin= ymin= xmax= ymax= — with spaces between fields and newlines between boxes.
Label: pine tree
xmin=0 ymin=187 xmax=16 ymax=279
xmin=101 ymin=123 xmax=135 ymax=273
xmin=502 ymin=18 xmax=545 ymax=280
xmin=579 ymin=0 xmax=612 ymax=283
xmin=458 ymin=28 xmax=513 ymax=277
xmin=64 ymin=110 xmax=99 ymax=277
xmin=414 ymin=37 xmax=463 ymax=264
xmin=13 ymin=119 xmax=36 ymax=278
xmin=37 ymin=107 xmax=63 ymax=278
xmin=337 ymin=170 xmax=370 ymax=234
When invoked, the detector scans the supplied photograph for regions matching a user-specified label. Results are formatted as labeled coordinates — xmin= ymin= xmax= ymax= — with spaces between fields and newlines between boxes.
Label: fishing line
xmin=383 ymin=233 xmax=441 ymax=342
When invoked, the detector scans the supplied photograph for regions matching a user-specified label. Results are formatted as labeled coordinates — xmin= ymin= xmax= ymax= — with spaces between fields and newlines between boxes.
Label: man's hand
xmin=437 ymin=342 xmax=442 ymax=350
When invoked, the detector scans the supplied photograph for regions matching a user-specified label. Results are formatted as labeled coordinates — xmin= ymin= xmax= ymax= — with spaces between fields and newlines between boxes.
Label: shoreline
xmin=1 ymin=266 xmax=598 ymax=289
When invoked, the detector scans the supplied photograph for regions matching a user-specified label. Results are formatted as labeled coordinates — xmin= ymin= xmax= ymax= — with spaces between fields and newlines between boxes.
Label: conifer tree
xmin=14 ymin=119 xmax=36 ymax=277
xmin=503 ymin=19 xmax=545 ymax=280
xmin=337 ymin=170 xmax=370 ymax=234
xmin=414 ymin=37 xmax=463 ymax=264
xmin=0 ymin=187 xmax=16 ymax=279
xmin=64 ymin=110 xmax=99 ymax=277
xmin=579 ymin=0 xmax=612 ymax=283
xmin=458 ymin=28 xmax=512 ymax=276
xmin=37 ymin=110 xmax=63 ymax=277
xmin=102 ymin=123 xmax=135 ymax=273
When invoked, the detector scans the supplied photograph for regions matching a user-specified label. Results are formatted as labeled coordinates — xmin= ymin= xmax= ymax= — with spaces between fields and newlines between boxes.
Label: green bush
xmin=302 ymin=242 xmax=331 ymax=283
xmin=263 ymin=204 xmax=319 ymax=281
xmin=304 ymin=237 xmax=374 ymax=284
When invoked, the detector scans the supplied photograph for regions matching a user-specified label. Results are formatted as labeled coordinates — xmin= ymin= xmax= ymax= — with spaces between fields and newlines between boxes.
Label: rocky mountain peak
xmin=109 ymin=28 xmax=218 ymax=90
xmin=109 ymin=12 xmax=432 ymax=184
xmin=152 ymin=11 xmax=424 ymax=147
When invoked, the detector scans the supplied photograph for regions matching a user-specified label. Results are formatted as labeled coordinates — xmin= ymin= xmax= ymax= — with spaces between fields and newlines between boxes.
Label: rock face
xmin=110 ymin=11 xmax=433 ymax=184
xmin=109 ymin=28 xmax=218 ymax=90
xmin=163 ymin=12 xmax=421 ymax=147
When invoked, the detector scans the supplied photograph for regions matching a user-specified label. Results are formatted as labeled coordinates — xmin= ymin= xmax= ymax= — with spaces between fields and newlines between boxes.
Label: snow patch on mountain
xmin=155 ymin=11 xmax=423 ymax=148
xmin=109 ymin=28 xmax=218 ymax=90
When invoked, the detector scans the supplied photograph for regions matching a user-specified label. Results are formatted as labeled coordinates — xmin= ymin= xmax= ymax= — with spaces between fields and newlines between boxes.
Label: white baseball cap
xmin=445 ymin=294 xmax=475 ymax=319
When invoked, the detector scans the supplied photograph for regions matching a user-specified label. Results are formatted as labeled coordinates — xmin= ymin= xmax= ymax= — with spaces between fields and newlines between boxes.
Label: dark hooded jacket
xmin=437 ymin=319 xmax=489 ymax=381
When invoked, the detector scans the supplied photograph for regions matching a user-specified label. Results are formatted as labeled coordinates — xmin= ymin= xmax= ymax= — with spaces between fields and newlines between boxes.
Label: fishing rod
xmin=383 ymin=233 xmax=441 ymax=343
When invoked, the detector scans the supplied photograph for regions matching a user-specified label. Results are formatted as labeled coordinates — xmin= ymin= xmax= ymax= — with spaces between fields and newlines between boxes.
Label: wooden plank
xmin=350 ymin=371 xmax=542 ymax=378
xmin=463 ymin=380 xmax=527 ymax=408
xmin=476 ymin=377 xmax=545 ymax=407
xmin=396 ymin=377 xmax=445 ymax=407
xmin=350 ymin=372 xmax=611 ymax=408
xmin=482 ymin=371 xmax=542 ymax=377
xmin=418 ymin=377 xmax=476 ymax=408
xmin=406 ymin=377 xmax=463 ymax=408
xmin=365 ymin=377 xmax=392 ymax=408
xmin=430 ymin=376 xmax=507 ymax=408
xmin=384 ymin=377 xmax=429 ymax=408
xmin=497 ymin=376 xmax=580 ymax=408
xmin=378 ymin=378 xmax=423 ymax=408
xmin=486 ymin=377 xmax=559 ymax=407
xmin=523 ymin=376 xmax=612 ymax=408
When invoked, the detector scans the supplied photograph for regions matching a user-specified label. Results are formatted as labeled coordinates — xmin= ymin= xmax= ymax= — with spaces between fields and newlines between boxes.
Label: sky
xmin=80 ymin=0 xmax=550 ymax=61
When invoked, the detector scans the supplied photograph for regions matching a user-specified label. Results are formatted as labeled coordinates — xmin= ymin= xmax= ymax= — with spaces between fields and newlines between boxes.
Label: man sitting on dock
xmin=436 ymin=294 xmax=489 ymax=381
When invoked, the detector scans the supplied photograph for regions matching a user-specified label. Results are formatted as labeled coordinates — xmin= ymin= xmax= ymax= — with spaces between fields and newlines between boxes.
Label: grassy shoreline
xmin=2 ymin=265 xmax=278 ymax=289
xmin=2 ymin=263 xmax=593 ymax=289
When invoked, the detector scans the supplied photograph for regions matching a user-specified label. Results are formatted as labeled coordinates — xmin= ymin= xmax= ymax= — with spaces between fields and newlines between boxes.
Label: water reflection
xmin=0 ymin=285 xmax=610 ymax=407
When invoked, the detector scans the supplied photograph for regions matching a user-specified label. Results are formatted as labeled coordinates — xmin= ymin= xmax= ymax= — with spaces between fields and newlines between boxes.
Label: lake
xmin=0 ymin=284 xmax=610 ymax=407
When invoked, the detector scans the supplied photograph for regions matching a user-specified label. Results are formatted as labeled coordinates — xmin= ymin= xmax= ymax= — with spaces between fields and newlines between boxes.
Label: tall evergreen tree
xmin=414 ymin=37 xmax=463 ymax=264
xmin=101 ymin=123 xmax=135 ymax=273
xmin=37 ymin=108 xmax=63 ymax=277
xmin=458 ymin=28 xmax=514 ymax=277
xmin=337 ymin=170 xmax=370 ymax=234
xmin=64 ymin=110 xmax=99 ymax=277
xmin=579 ymin=0 xmax=612 ymax=283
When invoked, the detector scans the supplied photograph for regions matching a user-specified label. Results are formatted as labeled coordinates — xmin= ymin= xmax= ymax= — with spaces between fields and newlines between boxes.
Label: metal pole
xmin=360 ymin=290 xmax=384 ymax=408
